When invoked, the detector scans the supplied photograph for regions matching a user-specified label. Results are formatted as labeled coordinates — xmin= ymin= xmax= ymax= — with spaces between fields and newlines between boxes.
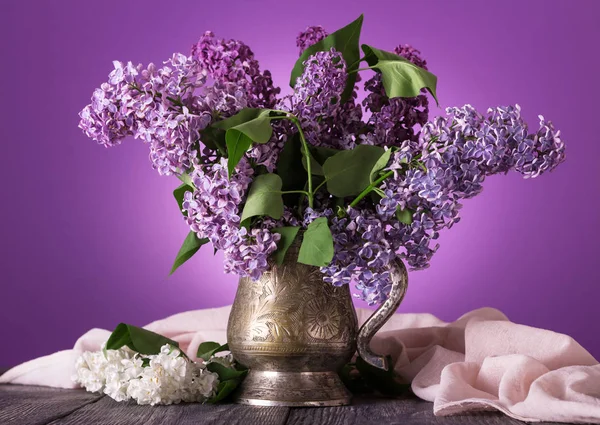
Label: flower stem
xmin=289 ymin=117 xmax=314 ymax=209
xmin=348 ymin=66 xmax=375 ymax=74
xmin=349 ymin=170 xmax=394 ymax=208
xmin=313 ymin=178 xmax=328 ymax=194
xmin=280 ymin=190 xmax=310 ymax=196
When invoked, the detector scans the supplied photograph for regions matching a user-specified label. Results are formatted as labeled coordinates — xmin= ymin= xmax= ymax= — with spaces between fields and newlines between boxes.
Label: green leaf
xmin=396 ymin=207 xmax=414 ymax=225
xmin=199 ymin=125 xmax=227 ymax=156
xmin=339 ymin=363 xmax=371 ymax=394
xmin=240 ymin=174 xmax=284 ymax=223
xmin=173 ymin=183 xmax=193 ymax=215
xmin=291 ymin=15 xmax=364 ymax=102
xmin=208 ymin=380 xmax=240 ymax=404
xmin=312 ymin=146 xmax=340 ymax=162
xmin=298 ymin=217 xmax=334 ymax=267
xmin=225 ymin=132 xmax=253 ymax=178
xmin=170 ymin=231 xmax=209 ymax=275
xmin=361 ymin=44 xmax=439 ymax=105
xmin=356 ymin=356 xmax=410 ymax=397
xmin=211 ymin=108 xmax=277 ymax=177
xmin=323 ymin=145 xmax=386 ymax=197
xmin=106 ymin=323 xmax=181 ymax=356
xmin=206 ymin=362 xmax=248 ymax=381
xmin=197 ymin=342 xmax=229 ymax=361
xmin=301 ymin=154 xmax=323 ymax=175
xmin=301 ymin=146 xmax=340 ymax=177
xmin=373 ymin=187 xmax=386 ymax=198
xmin=276 ymin=133 xmax=307 ymax=202
xmin=272 ymin=226 xmax=300 ymax=265
xmin=177 ymin=173 xmax=193 ymax=187
xmin=370 ymin=149 xmax=392 ymax=183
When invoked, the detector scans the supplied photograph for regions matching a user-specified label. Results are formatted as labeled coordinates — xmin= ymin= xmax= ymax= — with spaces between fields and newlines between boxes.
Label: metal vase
xmin=227 ymin=243 xmax=408 ymax=406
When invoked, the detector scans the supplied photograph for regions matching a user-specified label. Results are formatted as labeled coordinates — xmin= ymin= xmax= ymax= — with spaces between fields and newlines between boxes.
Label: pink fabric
xmin=2 ymin=306 xmax=599 ymax=423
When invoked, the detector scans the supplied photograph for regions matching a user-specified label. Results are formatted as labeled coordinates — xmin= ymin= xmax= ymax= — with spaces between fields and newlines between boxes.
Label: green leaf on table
xmin=323 ymin=145 xmax=386 ymax=197
xmin=298 ymin=217 xmax=334 ymax=267
xmin=240 ymin=174 xmax=284 ymax=223
xmin=291 ymin=15 xmax=364 ymax=102
xmin=170 ymin=231 xmax=209 ymax=275
xmin=211 ymin=108 xmax=278 ymax=177
xmin=205 ymin=359 xmax=249 ymax=403
xmin=355 ymin=355 xmax=410 ymax=397
xmin=106 ymin=323 xmax=181 ymax=356
xmin=370 ymin=149 xmax=393 ymax=183
xmin=339 ymin=363 xmax=371 ymax=394
xmin=173 ymin=183 xmax=193 ymax=215
xmin=197 ymin=342 xmax=229 ymax=361
xmin=208 ymin=379 xmax=240 ymax=404
xmin=361 ymin=44 xmax=439 ymax=105
xmin=206 ymin=362 xmax=248 ymax=381
xmin=396 ymin=207 xmax=414 ymax=225
xmin=216 ymin=381 xmax=239 ymax=402
xmin=272 ymin=226 xmax=301 ymax=265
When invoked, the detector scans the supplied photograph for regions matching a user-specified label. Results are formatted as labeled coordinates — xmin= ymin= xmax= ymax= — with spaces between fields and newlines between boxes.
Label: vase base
xmin=233 ymin=370 xmax=351 ymax=407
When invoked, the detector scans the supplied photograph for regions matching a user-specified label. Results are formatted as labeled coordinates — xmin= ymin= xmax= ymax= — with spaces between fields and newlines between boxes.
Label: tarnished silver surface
xmin=235 ymin=371 xmax=351 ymax=406
xmin=227 ymin=242 xmax=409 ymax=406
xmin=357 ymin=259 xmax=409 ymax=370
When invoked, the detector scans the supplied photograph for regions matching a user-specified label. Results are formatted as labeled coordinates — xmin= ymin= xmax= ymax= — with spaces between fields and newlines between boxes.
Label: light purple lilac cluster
xmin=361 ymin=45 xmax=429 ymax=148
xmin=296 ymin=25 xmax=329 ymax=54
xmin=80 ymin=25 xmax=565 ymax=304
xmin=277 ymin=26 xmax=364 ymax=150
xmin=79 ymin=32 xmax=282 ymax=279
xmin=79 ymin=33 xmax=279 ymax=176
xmin=321 ymin=104 xmax=564 ymax=303
xmin=192 ymin=31 xmax=280 ymax=109
xmin=278 ymin=49 xmax=348 ymax=147
xmin=183 ymin=158 xmax=280 ymax=280
xmin=79 ymin=55 xmax=211 ymax=175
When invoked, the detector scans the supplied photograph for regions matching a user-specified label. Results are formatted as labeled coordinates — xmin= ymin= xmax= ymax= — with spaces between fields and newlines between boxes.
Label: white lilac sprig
xmin=74 ymin=324 xmax=245 ymax=405
xmin=73 ymin=343 xmax=226 ymax=405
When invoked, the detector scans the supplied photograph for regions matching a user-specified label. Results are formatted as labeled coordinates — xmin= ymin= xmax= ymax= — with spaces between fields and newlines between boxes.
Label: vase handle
xmin=356 ymin=258 xmax=408 ymax=371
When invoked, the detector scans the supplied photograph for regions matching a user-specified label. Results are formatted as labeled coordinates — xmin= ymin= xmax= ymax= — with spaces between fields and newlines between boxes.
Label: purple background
xmin=1 ymin=0 xmax=599 ymax=367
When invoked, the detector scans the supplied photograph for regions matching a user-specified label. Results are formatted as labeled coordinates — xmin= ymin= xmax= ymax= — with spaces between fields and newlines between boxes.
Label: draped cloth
xmin=2 ymin=306 xmax=599 ymax=423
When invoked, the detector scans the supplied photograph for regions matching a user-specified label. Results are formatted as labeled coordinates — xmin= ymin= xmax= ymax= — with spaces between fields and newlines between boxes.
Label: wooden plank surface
xmin=285 ymin=395 xmax=529 ymax=425
xmin=0 ymin=384 xmax=103 ymax=425
xmin=49 ymin=396 xmax=290 ymax=425
xmin=0 ymin=384 xmax=571 ymax=425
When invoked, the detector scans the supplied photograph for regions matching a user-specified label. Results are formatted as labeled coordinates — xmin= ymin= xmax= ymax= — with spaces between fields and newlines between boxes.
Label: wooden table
xmin=0 ymin=382 xmax=566 ymax=425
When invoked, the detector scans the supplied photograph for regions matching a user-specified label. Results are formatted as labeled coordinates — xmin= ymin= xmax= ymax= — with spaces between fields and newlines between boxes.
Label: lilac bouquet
xmin=79 ymin=16 xmax=565 ymax=305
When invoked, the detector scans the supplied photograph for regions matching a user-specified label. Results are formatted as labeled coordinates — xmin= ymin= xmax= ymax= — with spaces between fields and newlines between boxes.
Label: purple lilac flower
xmin=422 ymin=105 xmax=565 ymax=199
xmin=296 ymin=26 xmax=329 ymax=54
xmin=81 ymin=27 xmax=567 ymax=306
xmin=183 ymin=158 xmax=280 ymax=280
xmin=279 ymin=49 xmax=350 ymax=148
xmin=79 ymin=55 xmax=211 ymax=176
xmin=362 ymin=44 xmax=430 ymax=148
xmin=78 ymin=61 xmax=145 ymax=147
xmin=321 ymin=208 xmax=398 ymax=305
xmin=192 ymin=31 xmax=280 ymax=108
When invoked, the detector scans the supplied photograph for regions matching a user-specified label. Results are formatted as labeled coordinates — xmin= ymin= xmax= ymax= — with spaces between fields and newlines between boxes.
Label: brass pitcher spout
xmin=356 ymin=259 xmax=409 ymax=371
